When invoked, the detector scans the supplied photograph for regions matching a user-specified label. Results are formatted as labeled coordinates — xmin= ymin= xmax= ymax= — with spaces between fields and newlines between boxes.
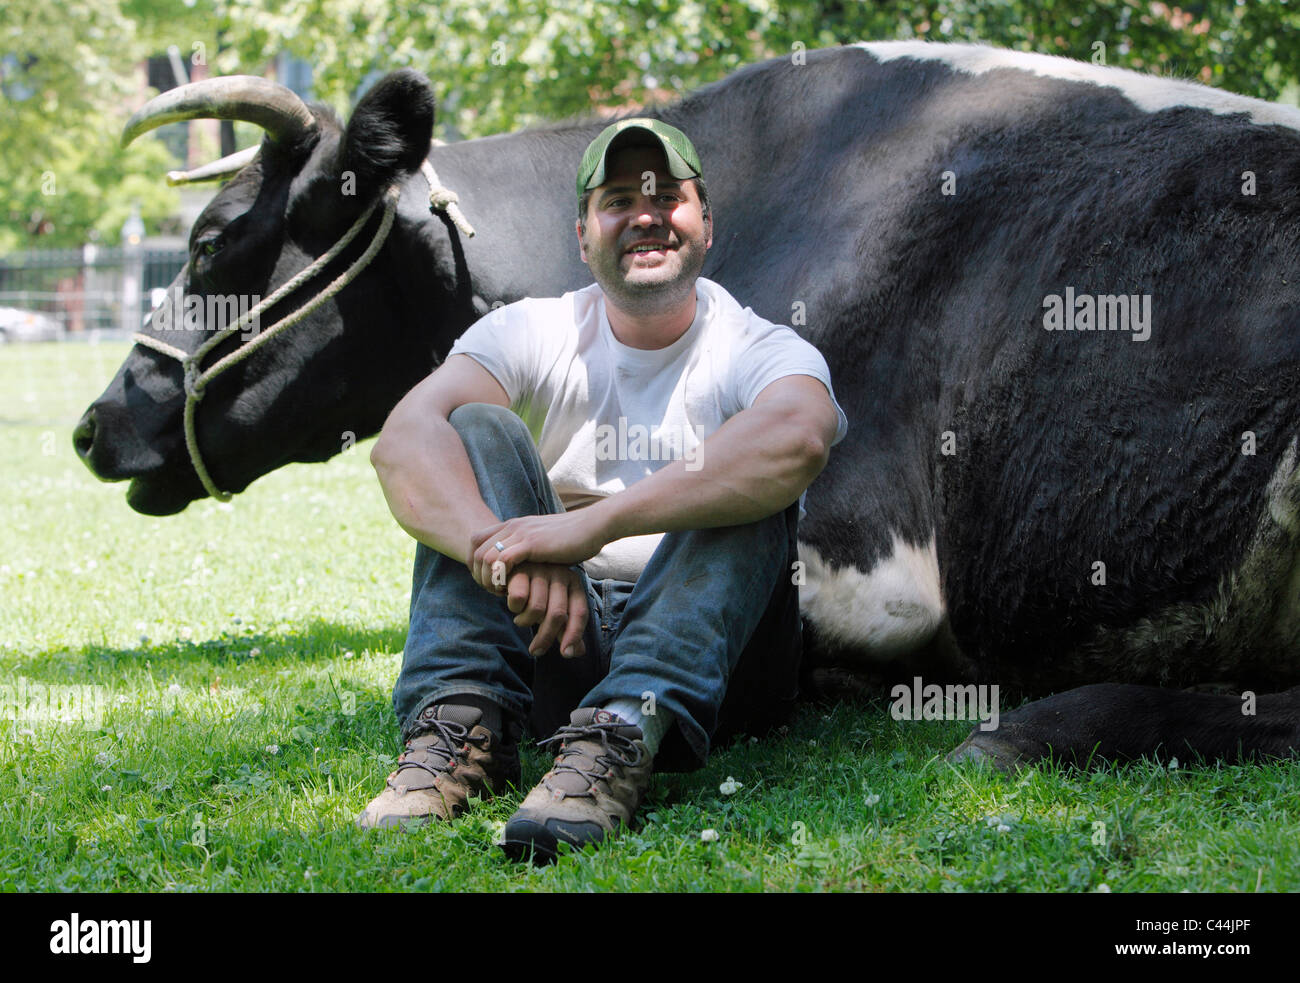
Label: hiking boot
xmin=501 ymin=708 xmax=653 ymax=863
xmin=357 ymin=704 xmax=520 ymax=830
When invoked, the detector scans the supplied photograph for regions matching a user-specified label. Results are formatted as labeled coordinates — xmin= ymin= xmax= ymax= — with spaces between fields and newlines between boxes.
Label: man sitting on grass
xmin=359 ymin=118 xmax=847 ymax=862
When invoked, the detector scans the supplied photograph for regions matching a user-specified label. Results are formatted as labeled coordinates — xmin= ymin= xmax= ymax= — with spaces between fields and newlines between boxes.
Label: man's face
xmin=577 ymin=144 xmax=713 ymax=313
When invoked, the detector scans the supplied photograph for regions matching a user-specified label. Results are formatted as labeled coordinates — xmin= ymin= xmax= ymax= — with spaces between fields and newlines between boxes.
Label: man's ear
xmin=704 ymin=212 xmax=713 ymax=250
xmin=576 ymin=219 xmax=589 ymax=264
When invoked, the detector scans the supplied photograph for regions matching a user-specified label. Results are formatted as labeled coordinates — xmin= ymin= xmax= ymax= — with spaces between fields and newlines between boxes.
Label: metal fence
xmin=0 ymin=245 xmax=186 ymax=340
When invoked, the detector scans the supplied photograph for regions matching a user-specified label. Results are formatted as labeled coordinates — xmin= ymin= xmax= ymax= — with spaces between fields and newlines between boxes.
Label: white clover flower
xmin=18 ymin=728 xmax=35 ymax=738
xmin=101 ymin=785 xmax=112 ymax=792
xmin=700 ymin=828 xmax=719 ymax=843
xmin=94 ymin=752 xmax=112 ymax=766
xmin=249 ymin=648 xmax=261 ymax=658
xmin=1096 ymin=884 xmax=1111 ymax=893
xmin=1168 ymin=757 xmax=1179 ymax=771
xmin=491 ymin=820 xmax=506 ymax=846
xmin=179 ymin=626 xmax=193 ymax=640
xmin=166 ymin=683 xmax=183 ymax=696
xmin=996 ymin=823 xmax=1011 ymax=833
xmin=265 ymin=744 xmax=280 ymax=755
xmin=864 ymin=793 xmax=881 ymax=807
xmin=719 ymin=776 xmax=743 ymax=796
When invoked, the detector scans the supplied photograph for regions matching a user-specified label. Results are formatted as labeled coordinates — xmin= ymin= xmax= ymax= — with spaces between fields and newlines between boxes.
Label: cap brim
xmin=583 ymin=126 xmax=698 ymax=192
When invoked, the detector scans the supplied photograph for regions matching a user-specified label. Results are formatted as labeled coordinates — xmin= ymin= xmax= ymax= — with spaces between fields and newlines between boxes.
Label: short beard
xmin=583 ymin=232 xmax=708 ymax=317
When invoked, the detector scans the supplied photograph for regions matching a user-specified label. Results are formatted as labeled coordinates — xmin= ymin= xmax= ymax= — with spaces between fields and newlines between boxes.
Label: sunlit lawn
xmin=2 ymin=341 xmax=1297 ymax=891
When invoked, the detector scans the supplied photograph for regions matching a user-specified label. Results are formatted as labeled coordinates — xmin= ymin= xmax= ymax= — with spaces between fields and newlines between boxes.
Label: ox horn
xmin=122 ymin=75 xmax=317 ymax=149
xmin=166 ymin=145 xmax=261 ymax=186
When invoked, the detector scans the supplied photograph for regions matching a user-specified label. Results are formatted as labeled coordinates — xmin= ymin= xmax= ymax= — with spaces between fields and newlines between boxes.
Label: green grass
xmin=2 ymin=341 xmax=1298 ymax=892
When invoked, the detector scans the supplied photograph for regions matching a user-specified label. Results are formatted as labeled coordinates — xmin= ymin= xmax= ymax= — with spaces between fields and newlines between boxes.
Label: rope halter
xmin=131 ymin=159 xmax=474 ymax=502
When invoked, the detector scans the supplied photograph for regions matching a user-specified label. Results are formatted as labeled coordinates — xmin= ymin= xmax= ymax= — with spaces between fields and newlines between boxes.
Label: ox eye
xmin=194 ymin=234 xmax=225 ymax=262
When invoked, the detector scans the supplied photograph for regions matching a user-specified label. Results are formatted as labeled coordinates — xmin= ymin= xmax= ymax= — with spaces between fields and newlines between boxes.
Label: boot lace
xmin=539 ymin=721 xmax=646 ymax=797
xmin=389 ymin=717 xmax=486 ymax=788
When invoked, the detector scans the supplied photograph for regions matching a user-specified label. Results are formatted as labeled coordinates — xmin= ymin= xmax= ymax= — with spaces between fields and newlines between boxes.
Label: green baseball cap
xmin=576 ymin=117 xmax=702 ymax=199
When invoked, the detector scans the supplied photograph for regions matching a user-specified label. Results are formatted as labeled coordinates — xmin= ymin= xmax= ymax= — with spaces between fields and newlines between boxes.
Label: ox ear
xmin=337 ymin=69 xmax=435 ymax=193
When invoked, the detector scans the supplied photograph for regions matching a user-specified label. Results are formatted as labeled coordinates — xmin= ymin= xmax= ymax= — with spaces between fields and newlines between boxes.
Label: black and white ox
xmin=76 ymin=42 xmax=1300 ymax=768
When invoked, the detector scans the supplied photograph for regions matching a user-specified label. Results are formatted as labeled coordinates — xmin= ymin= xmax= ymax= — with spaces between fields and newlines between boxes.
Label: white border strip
xmin=854 ymin=41 xmax=1300 ymax=132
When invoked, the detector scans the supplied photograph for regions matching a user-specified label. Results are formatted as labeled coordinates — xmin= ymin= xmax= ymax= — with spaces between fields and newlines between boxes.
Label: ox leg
xmin=799 ymin=535 xmax=944 ymax=657
xmin=948 ymin=683 xmax=1300 ymax=770
xmin=798 ymin=535 xmax=978 ymax=699
xmin=804 ymin=618 xmax=971 ymax=702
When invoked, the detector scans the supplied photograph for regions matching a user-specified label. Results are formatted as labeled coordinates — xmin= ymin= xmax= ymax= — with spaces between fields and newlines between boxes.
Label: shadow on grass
xmin=4 ymin=618 xmax=408 ymax=685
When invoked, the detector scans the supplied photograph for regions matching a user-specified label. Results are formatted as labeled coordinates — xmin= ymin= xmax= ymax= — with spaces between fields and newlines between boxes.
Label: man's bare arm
xmin=370 ymin=354 xmax=510 ymax=564
xmin=595 ymin=374 xmax=839 ymax=537
xmin=475 ymin=374 xmax=840 ymax=574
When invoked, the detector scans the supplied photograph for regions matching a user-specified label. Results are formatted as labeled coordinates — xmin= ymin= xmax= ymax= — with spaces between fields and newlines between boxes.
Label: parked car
xmin=0 ymin=307 xmax=64 ymax=342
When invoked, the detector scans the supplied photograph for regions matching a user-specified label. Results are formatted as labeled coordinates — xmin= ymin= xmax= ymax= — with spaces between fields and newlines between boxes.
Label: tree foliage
xmin=4 ymin=0 xmax=1300 ymax=252
xmin=211 ymin=0 xmax=1300 ymax=138
xmin=2 ymin=0 xmax=168 ymax=251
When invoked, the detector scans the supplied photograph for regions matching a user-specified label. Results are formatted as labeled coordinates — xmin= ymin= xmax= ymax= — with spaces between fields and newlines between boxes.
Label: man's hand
xmin=470 ymin=510 xmax=609 ymax=590
xmin=503 ymin=562 xmax=589 ymax=659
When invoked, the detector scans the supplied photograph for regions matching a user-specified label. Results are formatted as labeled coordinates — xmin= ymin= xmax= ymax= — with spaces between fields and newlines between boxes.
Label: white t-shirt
xmin=448 ymin=276 xmax=849 ymax=581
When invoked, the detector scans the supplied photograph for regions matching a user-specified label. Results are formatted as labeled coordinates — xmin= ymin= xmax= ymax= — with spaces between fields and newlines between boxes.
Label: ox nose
xmin=73 ymin=408 xmax=96 ymax=463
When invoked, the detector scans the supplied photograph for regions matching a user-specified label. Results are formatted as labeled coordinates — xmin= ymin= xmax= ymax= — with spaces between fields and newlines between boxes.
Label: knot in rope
xmin=421 ymin=159 xmax=476 ymax=237
xmin=429 ymin=187 xmax=459 ymax=209
xmin=183 ymin=361 xmax=205 ymax=399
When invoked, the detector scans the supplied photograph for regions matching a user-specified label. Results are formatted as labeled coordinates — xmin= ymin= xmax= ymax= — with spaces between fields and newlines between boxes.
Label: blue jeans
xmin=390 ymin=403 xmax=802 ymax=771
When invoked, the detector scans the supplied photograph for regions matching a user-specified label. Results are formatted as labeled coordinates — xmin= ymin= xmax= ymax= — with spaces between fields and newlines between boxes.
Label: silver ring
xmin=494 ymin=541 xmax=506 ymax=553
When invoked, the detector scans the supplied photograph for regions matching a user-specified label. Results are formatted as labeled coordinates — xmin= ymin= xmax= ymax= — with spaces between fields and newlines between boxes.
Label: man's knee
xmin=448 ymin=402 xmax=533 ymax=454
xmin=741 ymin=501 xmax=800 ymax=568
xmin=448 ymin=402 xmax=522 ymax=437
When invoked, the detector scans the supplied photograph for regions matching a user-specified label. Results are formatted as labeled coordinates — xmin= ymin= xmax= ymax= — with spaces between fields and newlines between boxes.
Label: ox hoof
xmin=805 ymin=666 xmax=882 ymax=702
xmin=946 ymin=731 xmax=1030 ymax=772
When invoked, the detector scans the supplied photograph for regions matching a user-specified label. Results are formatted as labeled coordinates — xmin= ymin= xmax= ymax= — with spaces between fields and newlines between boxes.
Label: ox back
xmin=662 ymin=45 xmax=1300 ymax=702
